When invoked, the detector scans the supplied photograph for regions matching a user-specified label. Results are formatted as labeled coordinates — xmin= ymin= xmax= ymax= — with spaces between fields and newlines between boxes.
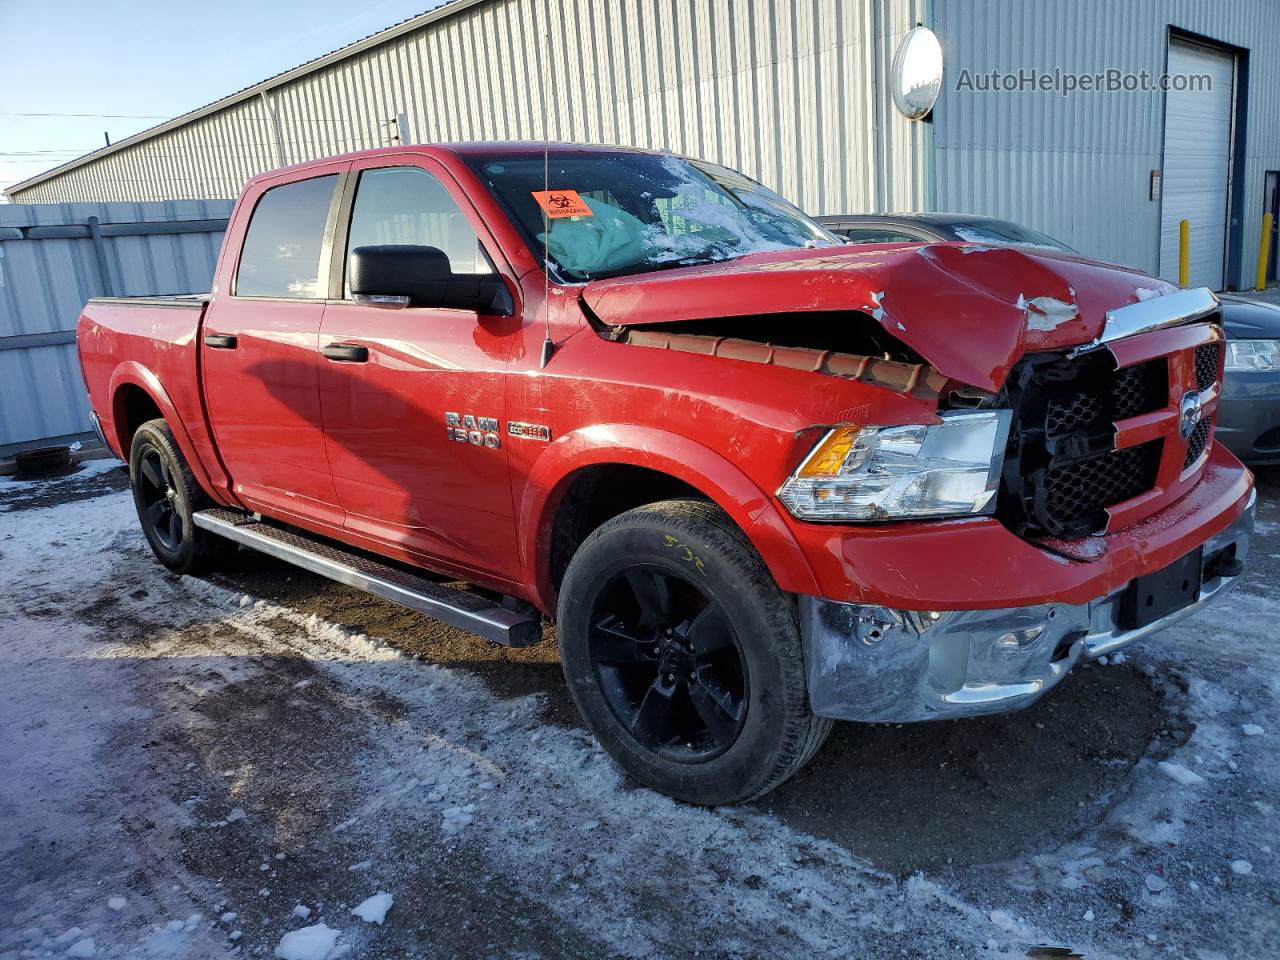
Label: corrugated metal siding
xmin=0 ymin=200 xmax=232 ymax=450
xmin=6 ymin=0 xmax=928 ymax=219
xmin=932 ymin=0 xmax=1280 ymax=290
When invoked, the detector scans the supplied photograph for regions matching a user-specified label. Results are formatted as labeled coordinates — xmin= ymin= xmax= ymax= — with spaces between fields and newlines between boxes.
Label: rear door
xmin=316 ymin=156 xmax=523 ymax=583
xmin=202 ymin=165 xmax=347 ymax=527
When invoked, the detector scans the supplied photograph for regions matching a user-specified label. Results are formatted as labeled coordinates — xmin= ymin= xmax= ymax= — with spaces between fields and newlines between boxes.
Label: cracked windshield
xmin=466 ymin=151 xmax=841 ymax=280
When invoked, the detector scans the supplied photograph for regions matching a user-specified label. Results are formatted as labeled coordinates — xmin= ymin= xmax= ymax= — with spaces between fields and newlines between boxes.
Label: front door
xmin=317 ymin=159 xmax=522 ymax=583
xmin=203 ymin=169 xmax=346 ymax=527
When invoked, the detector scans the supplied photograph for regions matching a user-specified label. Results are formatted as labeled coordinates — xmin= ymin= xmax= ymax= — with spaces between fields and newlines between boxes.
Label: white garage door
xmin=1159 ymin=40 xmax=1235 ymax=290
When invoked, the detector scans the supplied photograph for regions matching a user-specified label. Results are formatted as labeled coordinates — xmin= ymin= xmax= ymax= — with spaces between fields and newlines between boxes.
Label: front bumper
xmin=801 ymin=490 xmax=1255 ymax=723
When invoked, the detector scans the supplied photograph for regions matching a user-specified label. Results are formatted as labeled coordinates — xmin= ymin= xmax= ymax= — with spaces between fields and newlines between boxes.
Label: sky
xmin=0 ymin=0 xmax=445 ymax=196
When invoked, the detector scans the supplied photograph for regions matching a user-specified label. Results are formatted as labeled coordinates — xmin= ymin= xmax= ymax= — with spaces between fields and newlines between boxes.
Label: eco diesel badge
xmin=1179 ymin=389 xmax=1206 ymax=439
xmin=507 ymin=421 xmax=552 ymax=442
xmin=446 ymin=412 xmax=501 ymax=449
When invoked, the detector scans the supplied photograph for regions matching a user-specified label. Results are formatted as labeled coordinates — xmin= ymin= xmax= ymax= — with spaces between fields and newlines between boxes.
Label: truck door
xmin=202 ymin=168 xmax=346 ymax=528
xmin=317 ymin=158 xmax=522 ymax=584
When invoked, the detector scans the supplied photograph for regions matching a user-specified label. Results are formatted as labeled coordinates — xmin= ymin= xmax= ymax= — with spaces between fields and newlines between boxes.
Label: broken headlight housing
xmin=778 ymin=410 xmax=1012 ymax=521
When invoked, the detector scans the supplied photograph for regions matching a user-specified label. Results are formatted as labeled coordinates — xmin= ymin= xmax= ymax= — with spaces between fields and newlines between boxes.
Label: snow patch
xmin=106 ymin=895 xmax=126 ymax=911
xmin=1231 ymin=860 xmax=1253 ymax=875
xmin=274 ymin=923 xmax=341 ymax=960
xmin=1158 ymin=760 xmax=1206 ymax=786
xmin=351 ymin=892 xmax=394 ymax=925
xmin=1242 ymin=723 xmax=1264 ymax=737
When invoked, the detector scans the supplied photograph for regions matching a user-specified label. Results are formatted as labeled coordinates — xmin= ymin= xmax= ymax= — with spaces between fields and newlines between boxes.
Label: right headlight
xmin=778 ymin=410 xmax=1012 ymax=522
xmin=1225 ymin=339 xmax=1280 ymax=372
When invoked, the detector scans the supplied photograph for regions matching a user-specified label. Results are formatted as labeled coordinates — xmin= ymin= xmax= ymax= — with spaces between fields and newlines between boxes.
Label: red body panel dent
xmin=583 ymin=243 xmax=1172 ymax=393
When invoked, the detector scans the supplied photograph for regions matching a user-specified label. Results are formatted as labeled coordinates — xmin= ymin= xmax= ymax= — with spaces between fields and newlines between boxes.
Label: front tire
xmin=129 ymin=418 xmax=231 ymax=575
xmin=557 ymin=499 xmax=831 ymax=805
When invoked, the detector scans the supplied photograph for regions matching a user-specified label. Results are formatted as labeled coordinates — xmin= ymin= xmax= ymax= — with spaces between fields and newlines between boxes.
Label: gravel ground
xmin=1 ymin=460 xmax=1276 ymax=959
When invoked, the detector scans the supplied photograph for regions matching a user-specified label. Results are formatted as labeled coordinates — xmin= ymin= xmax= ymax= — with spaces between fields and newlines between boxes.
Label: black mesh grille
xmin=1184 ymin=419 xmax=1211 ymax=468
xmin=1046 ymin=392 xmax=1105 ymax=437
xmin=1042 ymin=442 xmax=1162 ymax=530
xmin=1194 ymin=342 xmax=1221 ymax=390
xmin=1111 ymin=361 xmax=1168 ymax=420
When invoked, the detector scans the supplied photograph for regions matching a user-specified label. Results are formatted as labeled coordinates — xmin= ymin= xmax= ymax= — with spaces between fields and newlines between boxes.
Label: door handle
xmin=204 ymin=334 xmax=238 ymax=349
xmin=322 ymin=343 xmax=369 ymax=363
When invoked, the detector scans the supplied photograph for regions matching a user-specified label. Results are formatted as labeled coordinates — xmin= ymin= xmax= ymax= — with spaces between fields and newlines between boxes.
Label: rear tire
xmin=557 ymin=499 xmax=831 ymax=805
xmin=129 ymin=418 xmax=232 ymax=575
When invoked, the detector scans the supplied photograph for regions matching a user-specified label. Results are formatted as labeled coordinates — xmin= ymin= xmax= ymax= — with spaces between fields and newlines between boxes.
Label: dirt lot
xmin=1 ymin=461 xmax=1277 ymax=959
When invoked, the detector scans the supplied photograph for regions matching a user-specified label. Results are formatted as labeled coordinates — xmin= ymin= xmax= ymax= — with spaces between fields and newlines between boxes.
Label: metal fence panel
xmin=0 ymin=200 xmax=231 ymax=453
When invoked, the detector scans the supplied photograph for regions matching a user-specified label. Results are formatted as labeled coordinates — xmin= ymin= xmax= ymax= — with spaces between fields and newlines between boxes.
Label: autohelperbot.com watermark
xmin=955 ymin=67 xmax=1212 ymax=96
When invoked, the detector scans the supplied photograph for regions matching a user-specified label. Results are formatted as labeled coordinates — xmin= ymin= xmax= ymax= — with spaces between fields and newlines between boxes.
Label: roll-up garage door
xmin=1159 ymin=39 xmax=1236 ymax=291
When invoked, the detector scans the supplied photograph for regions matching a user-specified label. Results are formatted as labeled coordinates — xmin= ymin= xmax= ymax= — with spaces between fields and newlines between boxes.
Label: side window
xmin=839 ymin=227 xmax=926 ymax=244
xmin=235 ymin=175 xmax=337 ymax=298
xmin=345 ymin=166 xmax=491 ymax=291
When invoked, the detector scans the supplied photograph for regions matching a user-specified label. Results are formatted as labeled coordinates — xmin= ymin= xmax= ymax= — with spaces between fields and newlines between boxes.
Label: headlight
xmin=1225 ymin=339 xmax=1279 ymax=372
xmin=778 ymin=410 xmax=1012 ymax=521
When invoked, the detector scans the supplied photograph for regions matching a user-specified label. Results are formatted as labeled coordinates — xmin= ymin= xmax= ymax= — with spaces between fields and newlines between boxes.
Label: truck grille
xmin=1194 ymin=341 xmax=1221 ymax=390
xmin=1041 ymin=442 xmax=1162 ymax=531
xmin=997 ymin=326 xmax=1220 ymax=542
xmin=1111 ymin=360 xmax=1168 ymax=420
xmin=1184 ymin=418 xmax=1211 ymax=468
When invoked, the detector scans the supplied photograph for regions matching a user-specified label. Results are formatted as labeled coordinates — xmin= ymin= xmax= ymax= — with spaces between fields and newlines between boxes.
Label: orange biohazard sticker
xmin=531 ymin=190 xmax=593 ymax=219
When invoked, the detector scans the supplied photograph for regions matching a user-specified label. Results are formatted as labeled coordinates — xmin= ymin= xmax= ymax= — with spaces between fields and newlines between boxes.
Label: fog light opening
xmin=1052 ymin=631 xmax=1086 ymax=664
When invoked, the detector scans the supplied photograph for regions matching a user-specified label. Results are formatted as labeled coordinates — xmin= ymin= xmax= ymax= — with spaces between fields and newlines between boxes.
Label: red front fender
xmin=518 ymin=423 xmax=820 ymax=611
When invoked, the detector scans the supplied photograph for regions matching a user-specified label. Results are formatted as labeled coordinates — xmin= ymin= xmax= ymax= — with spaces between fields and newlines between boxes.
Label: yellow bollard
xmin=1257 ymin=212 xmax=1274 ymax=291
xmin=1178 ymin=219 xmax=1190 ymax=287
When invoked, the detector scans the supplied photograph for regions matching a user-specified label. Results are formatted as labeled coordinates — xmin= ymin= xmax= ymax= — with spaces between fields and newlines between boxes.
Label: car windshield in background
xmin=944 ymin=220 xmax=1074 ymax=252
xmin=465 ymin=151 xmax=841 ymax=280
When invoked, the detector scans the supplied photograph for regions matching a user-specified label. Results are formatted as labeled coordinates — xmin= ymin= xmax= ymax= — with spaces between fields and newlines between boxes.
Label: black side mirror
xmin=349 ymin=245 xmax=514 ymax=315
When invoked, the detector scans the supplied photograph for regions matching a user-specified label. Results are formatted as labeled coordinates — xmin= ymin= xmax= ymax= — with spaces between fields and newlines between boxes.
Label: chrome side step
xmin=193 ymin=508 xmax=542 ymax=647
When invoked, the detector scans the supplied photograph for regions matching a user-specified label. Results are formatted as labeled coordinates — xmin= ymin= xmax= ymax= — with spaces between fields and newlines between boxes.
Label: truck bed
xmin=77 ymin=293 xmax=229 ymax=499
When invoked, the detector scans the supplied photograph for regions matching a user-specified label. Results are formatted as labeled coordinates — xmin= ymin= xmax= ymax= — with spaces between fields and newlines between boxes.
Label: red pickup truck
xmin=78 ymin=144 xmax=1255 ymax=805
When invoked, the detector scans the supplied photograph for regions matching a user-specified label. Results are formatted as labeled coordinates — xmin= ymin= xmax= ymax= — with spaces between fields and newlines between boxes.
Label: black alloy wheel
xmin=589 ymin=564 xmax=748 ymax=762
xmin=137 ymin=446 xmax=184 ymax=551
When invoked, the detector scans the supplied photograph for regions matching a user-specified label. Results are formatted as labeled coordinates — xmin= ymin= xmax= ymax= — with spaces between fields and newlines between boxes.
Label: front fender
xmin=519 ymin=423 xmax=820 ymax=610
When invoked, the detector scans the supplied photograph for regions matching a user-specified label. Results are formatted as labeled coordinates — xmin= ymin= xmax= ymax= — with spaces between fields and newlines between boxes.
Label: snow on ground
xmin=1 ymin=467 xmax=1277 ymax=958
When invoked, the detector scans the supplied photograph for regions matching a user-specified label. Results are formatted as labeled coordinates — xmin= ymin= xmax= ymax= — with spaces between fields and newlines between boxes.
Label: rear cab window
xmin=235 ymin=175 xmax=338 ymax=298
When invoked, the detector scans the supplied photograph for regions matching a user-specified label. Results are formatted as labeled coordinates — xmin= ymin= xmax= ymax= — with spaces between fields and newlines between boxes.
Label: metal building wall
xmin=0 ymin=201 xmax=232 ymax=452
xmin=931 ymin=0 xmax=1280 ymax=289
xmin=6 ymin=0 xmax=929 ymax=219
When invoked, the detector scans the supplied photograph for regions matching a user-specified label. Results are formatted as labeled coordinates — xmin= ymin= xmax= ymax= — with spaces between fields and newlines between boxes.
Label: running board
xmin=193 ymin=508 xmax=542 ymax=647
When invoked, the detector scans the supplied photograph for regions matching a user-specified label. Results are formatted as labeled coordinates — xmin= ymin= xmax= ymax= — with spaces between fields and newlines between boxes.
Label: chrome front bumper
xmin=801 ymin=491 xmax=1255 ymax=723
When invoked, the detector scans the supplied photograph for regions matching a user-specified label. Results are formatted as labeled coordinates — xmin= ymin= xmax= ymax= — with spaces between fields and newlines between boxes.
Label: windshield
xmin=945 ymin=220 xmax=1075 ymax=253
xmin=464 ymin=151 xmax=841 ymax=280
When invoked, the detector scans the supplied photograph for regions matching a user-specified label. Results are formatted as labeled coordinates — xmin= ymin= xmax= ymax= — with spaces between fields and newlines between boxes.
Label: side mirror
xmin=349 ymin=245 xmax=514 ymax=316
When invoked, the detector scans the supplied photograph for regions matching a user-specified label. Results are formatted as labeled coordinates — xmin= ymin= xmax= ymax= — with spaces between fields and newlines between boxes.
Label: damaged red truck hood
xmin=580 ymin=244 xmax=1177 ymax=393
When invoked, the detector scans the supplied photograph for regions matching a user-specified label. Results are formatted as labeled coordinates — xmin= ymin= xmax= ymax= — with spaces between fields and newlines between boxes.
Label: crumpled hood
xmin=581 ymin=244 xmax=1180 ymax=392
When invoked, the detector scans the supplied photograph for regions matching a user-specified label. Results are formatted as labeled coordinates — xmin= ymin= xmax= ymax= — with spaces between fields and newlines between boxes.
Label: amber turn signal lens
xmin=797 ymin=426 xmax=861 ymax=478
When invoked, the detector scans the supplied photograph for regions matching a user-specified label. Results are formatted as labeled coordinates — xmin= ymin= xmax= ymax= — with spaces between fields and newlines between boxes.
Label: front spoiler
xmin=800 ymin=490 xmax=1255 ymax=723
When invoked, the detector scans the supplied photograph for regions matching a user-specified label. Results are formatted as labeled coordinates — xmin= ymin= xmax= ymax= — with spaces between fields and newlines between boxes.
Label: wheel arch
xmin=521 ymin=424 xmax=819 ymax=612
xmin=107 ymin=363 xmax=223 ymax=501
